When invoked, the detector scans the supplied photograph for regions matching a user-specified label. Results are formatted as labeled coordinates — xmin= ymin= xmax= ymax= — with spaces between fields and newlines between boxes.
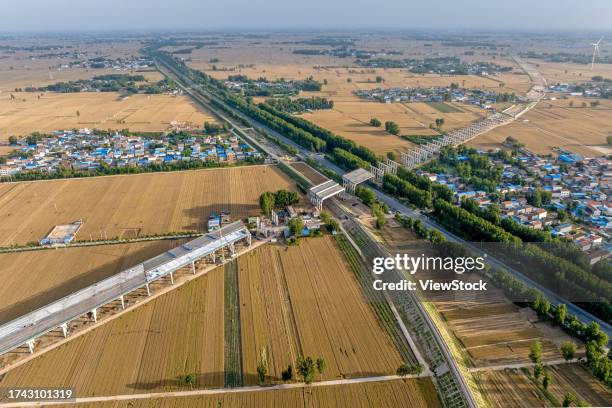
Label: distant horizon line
xmin=0 ymin=27 xmax=611 ymax=37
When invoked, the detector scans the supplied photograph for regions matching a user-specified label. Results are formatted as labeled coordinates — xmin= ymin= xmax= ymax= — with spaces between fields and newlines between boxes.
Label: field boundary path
xmin=468 ymin=358 xmax=579 ymax=373
xmin=0 ymin=373 xmax=428 ymax=407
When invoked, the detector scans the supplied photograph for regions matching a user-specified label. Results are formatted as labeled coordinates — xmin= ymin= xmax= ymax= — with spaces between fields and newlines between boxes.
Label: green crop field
xmin=425 ymin=102 xmax=463 ymax=113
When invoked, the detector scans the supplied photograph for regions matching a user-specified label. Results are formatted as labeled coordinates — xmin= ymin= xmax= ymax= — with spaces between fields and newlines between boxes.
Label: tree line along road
xmin=155 ymin=54 xmax=611 ymax=344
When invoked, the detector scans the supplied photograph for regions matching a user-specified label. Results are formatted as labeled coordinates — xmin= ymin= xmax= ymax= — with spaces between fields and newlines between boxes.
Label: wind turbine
xmin=591 ymin=37 xmax=603 ymax=70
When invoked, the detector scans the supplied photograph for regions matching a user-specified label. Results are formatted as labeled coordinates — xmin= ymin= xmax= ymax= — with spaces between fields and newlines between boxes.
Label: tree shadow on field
xmin=126 ymin=372 xmax=260 ymax=391
xmin=345 ymin=122 xmax=371 ymax=128
xmin=0 ymin=240 xmax=187 ymax=325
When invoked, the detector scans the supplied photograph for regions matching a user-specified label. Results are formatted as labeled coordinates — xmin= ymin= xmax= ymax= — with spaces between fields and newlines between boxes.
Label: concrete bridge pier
xmin=26 ymin=339 xmax=35 ymax=354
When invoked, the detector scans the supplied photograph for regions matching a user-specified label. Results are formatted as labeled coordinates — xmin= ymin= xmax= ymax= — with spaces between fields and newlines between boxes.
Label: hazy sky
xmin=2 ymin=0 xmax=611 ymax=32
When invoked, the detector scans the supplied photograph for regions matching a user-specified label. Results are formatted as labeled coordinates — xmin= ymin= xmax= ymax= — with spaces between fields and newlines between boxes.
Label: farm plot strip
xmin=223 ymin=259 xmax=244 ymax=387
xmin=0 ymin=166 xmax=301 ymax=247
xmin=334 ymin=234 xmax=417 ymax=365
xmin=234 ymin=239 xmax=408 ymax=382
xmin=237 ymin=246 xmax=301 ymax=384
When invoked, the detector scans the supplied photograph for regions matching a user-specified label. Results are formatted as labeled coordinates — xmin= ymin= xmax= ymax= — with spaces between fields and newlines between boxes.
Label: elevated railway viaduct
xmin=0 ymin=221 xmax=251 ymax=356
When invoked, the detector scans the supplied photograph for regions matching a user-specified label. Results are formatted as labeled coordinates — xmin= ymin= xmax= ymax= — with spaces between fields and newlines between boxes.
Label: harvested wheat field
xmin=0 ymin=39 xmax=154 ymax=92
xmin=300 ymin=101 xmax=425 ymax=156
xmin=299 ymin=93 xmax=485 ymax=156
xmin=0 ymin=91 xmax=216 ymax=140
xmin=0 ymin=165 xmax=300 ymax=246
xmin=57 ymin=378 xmax=441 ymax=407
xmin=526 ymin=59 xmax=612 ymax=85
xmin=299 ymin=97 xmax=486 ymax=156
xmin=0 ymin=265 xmax=226 ymax=397
xmin=475 ymin=365 xmax=612 ymax=408
xmin=468 ymin=98 xmax=612 ymax=156
xmin=436 ymin=300 xmax=562 ymax=366
xmin=0 ymin=239 xmax=186 ymax=324
xmin=420 ymin=270 xmax=566 ymax=367
xmin=238 ymin=237 xmax=409 ymax=385
xmin=0 ymin=61 xmax=117 ymax=93
xmin=474 ymin=369 xmax=547 ymax=407
xmin=546 ymin=364 xmax=612 ymax=407
xmin=195 ymin=55 xmax=499 ymax=156
xmin=200 ymin=53 xmax=527 ymax=94
xmin=407 ymin=102 xmax=485 ymax=129
xmin=290 ymin=162 xmax=328 ymax=185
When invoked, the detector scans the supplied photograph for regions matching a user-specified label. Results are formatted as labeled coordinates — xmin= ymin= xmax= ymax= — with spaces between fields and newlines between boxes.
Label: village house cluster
xmin=546 ymin=80 xmax=612 ymax=99
xmin=224 ymin=77 xmax=298 ymax=96
xmin=421 ymin=150 xmax=611 ymax=262
xmin=355 ymin=86 xmax=517 ymax=109
xmin=0 ymin=129 xmax=260 ymax=176
xmin=354 ymin=57 xmax=511 ymax=76
xmin=68 ymin=56 xmax=154 ymax=71
xmin=224 ymin=75 xmax=321 ymax=97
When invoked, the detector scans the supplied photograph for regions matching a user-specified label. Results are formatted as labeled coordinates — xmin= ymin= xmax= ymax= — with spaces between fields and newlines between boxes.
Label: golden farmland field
xmin=0 ymin=240 xmax=186 ymax=324
xmin=525 ymin=59 xmax=612 ymax=85
xmin=299 ymin=98 xmax=489 ymax=156
xmin=0 ymin=239 xmax=434 ymax=402
xmin=189 ymin=39 xmax=527 ymax=95
xmin=0 ymin=38 xmax=149 ymax=88
xmin=0 ymin=165 xmax=301 ymax=246
xmin=238 ymin=237 xmax=408 ymax=384
xmin=468 ymin=98 xmax=612 ymax=156
xmin=55 ymin=378 xmax=441 ymax=407
xmin=188 ymin=43 xmax=519 ymax=156
xmin=0 ymin=91 xmax=216 ymax=139
xmin=0 ymin=264 xmax=226 ymax=396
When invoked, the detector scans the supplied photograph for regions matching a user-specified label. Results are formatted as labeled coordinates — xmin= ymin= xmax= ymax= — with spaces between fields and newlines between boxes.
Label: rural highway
xmin=157 ymin=52 xmax=611 ymax=353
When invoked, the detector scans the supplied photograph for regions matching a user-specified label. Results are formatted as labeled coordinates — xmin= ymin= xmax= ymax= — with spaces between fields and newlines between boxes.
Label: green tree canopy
xmin=296 ymin=356 xmax=315 ymax=384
